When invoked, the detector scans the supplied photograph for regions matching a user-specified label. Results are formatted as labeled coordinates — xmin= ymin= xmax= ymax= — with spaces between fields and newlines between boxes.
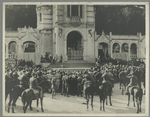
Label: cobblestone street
xmin=5 ymin=83 xmax=146 ymax=115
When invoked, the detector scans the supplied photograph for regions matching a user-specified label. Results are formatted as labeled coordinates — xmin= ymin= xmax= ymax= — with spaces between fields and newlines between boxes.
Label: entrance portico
xmin=63 ymin=29 xmax=87 ymax=62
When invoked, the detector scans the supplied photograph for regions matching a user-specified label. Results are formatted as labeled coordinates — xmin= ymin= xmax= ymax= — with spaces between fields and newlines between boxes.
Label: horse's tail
xmin=21 ymin=91 xmax=27 ymax=107
xmin=137 ymin=88 xmax=143 ymax=98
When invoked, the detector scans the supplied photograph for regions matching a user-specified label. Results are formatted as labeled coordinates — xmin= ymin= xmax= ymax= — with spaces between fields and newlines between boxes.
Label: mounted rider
xmin=102 ymin=69 xmax=114 ymax=89
xmin=125 ymin=70 xmax=139 ymax=95
xmin=82 ymin=72 xmax=94 ymax=98
xmin=18 ymin=70 xmax=29 ymax=89
xmin=29 ymin=72 xmax=43 ymax=98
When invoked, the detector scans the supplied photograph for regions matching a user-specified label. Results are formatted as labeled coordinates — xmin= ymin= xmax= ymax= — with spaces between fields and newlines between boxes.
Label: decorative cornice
xmin=36 ymin=5 xmax=52 ymax=14
xmin=58 ymin=22 xmax=86 ymax=28
xmin=5 ymin=36 xmax=18 ymax=38
xmin=69 ymin=22 xmax=82 ymax=27
xmin=86 ymin=22 xmax=95 ymax=28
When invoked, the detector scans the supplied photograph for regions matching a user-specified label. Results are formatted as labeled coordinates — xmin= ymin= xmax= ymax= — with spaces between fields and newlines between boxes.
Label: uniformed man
xmin=64 ymin=73 xmax=69 ymax=97
xmin=12 ymin=69 xmax=19 ymax=85
xmin=82 ymin=73 xmax=92 ymax=98
xmin=125 ymin=70 xmax=139 ymax=95
xmin=29 ymin=72 xmax=43 ymax=98
xmin=19 ymin=72 xmax=29 ymax=89
xmin=102 ymin=69 xmax=114 ymax=88
xmin=77 ymin=73 xmax=83 ymax=97
xmin=5 ymin=69 xmax=11 ymax=100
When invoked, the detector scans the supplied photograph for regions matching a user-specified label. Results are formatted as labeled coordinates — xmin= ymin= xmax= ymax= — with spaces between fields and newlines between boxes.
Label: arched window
xmin=8 ymin=41 xmax=17 ymax=54
xmin=131 ymin=43 xmax=137 ymax=54
xmin=23 ymin=41 xmax=35 ymax=52
xmin=122 ymin=43 xmax=129 ymax=53
xmin=113 ymin=43 xmax=120 ymax=53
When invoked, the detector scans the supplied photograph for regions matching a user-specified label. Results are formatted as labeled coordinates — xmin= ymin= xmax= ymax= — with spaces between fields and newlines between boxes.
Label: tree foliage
xmin=5 ymin=5 xmax=145 ymax=35
xmin=95 ymin=5 xmax=145 ymax=35
xmin=5 ymin=5 xmax=37 ymax=30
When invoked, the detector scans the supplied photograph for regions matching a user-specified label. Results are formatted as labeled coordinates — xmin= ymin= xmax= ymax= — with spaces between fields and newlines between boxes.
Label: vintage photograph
xmin=3 ymin=2 xmax=149 ymax=116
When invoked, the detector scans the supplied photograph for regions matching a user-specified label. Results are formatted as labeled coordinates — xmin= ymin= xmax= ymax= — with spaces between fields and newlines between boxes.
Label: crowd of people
xmin=41 ymin=52 xmax=63 ymax=63
xmin=5 ymin=56 xmax=145 ymax=99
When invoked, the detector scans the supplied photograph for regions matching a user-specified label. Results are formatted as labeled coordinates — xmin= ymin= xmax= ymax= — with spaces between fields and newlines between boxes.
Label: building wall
xmin=5 ymin=5 xmax=146 ymax=64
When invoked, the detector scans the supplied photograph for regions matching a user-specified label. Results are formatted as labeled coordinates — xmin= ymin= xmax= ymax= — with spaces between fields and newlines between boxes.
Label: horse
xmin=119 ymin=71 xmax=130 ymax=95
xmin=5 ymin=72 xmax=19 ymax=102
xmin=7 ymin=85 xmax=27 ymax=113
xmin=5 ymin=80 xmax=18 ymax=101
xmin=51 ymin=77 xmax=60 ymax=99
xmin=127 ymin=86 xmax=143 ymax=113
xmin=21 ymin=80 xmax=50 ymax=113
xmin=84 ymin=73 xmax=97 ymax=111
xmin=98 ymin=79 xmax=113 ymax=111
xmin=7 ymin=74 xmax=29 ymax=113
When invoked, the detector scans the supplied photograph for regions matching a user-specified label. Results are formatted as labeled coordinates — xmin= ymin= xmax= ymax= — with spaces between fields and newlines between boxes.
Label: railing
xmin=130 ymin=54 xmax=137 ymax=59
xmin=71 ymin=16 xmax=81 ymax=22
xmin=8 ymin=54 xmax=17 ymax=59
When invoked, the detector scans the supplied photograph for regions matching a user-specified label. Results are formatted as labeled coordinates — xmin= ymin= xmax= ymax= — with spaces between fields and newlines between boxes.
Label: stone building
xmin=5 ymin=5 xmax=146 ymax=65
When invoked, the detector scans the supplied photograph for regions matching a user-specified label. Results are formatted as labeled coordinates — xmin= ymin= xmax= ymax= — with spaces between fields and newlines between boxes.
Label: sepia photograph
xmin=3 ymin=2 xmax=149 ymax=116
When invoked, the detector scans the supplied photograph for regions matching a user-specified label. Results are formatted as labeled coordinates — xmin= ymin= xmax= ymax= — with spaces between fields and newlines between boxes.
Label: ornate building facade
xmin=5 ymin=5 xmax=146 ymax=64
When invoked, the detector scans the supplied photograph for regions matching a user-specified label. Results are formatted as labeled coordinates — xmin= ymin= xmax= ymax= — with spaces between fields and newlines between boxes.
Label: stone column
xmin=78 ymin=5 xmax=80 ymax=17
xmin=64 ymin=38 xmax=67 ymax=61
xmin=5 ymin=44 xmax=8 ymax=58
xmin=110 ymin=43 xmax=113 ymax=58
xmin=83 ymin=39 xmax=87 ymax=61
xmin=108 ymin=41 xmax=111 ymax=56
xmin=120 ymin=43 xmax=122 ymax=53
xmin=55 ymin=28 xmax=59 ymax=55
xmin=136 ymin=46 xmax=139 ymax=58
xmin=109 ymin=32 xmax=112 ymax=58
xmin=128 ymin=44 xmax=131 ymax=61
xmin=17 ymin=41 xmax=23 ymax=60
xmin=70 ymin=5 xmax=71 ymax=17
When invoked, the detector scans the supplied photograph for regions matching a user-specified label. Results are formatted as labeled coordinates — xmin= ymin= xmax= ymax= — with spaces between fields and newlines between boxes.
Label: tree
xmin=95 ymin=5 xmax=145 ymax=35
xmin=5 ymin=5 xmax=37 ymax=30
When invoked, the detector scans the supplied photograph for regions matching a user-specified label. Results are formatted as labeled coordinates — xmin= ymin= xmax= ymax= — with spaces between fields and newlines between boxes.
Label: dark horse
xmin=119 ymin=71 xmax=130 ymax=95
xmin=127 ymin=87 xmax=143 ymax=113
xmin=84 ymin=72 xmax=101 ymax=111
xmin=21 ymin=80 xmax=50 ymax=113
xmin=7 ymin=85 xmax=27 ymax=113
xmin=5 ymin=80 xmax=18 ymax=101
xmin=98 ymin=81 xmax=112 ymax=111
xmin=7 ymin=80 xmax=50 ymax=113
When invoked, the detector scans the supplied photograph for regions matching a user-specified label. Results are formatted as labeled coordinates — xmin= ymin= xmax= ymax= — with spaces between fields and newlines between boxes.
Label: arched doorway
xmin=23 ymin=41 xmax=35 ymax=52
xmin=113 ymin=43 xmax=120 ymax=53
xmin=23 ymin=41 xmax=36 ymax=62
xmin=98 ymin=42 xmax=108 ymax=62
xmin=67 ymin=31 xmax=83 ymax=60
xmin=8 ymin=41 xmax=17 ymax=58
xmin=98 ymin=42 xmax=108 ymax=58
xmin=130 ymin=43 xmax=137 ymax=59
xmin=122 ymin=43 xmax=129 ymax=53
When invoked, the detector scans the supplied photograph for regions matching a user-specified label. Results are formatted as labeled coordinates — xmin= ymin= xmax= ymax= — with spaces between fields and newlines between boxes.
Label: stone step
xmin=50 ymin=62 xmax=95 ymax=68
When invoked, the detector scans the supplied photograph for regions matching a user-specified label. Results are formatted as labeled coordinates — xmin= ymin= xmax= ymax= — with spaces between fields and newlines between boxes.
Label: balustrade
xmin=130 ymin=54 xmax=137 ymax=59
xmin=8 ymin=54 xmax=17 ymax=59
xmin=71 ymin=16 xmax=81 ymax=22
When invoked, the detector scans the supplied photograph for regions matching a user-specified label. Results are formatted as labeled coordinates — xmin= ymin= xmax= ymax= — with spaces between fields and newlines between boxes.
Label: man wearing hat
xmin=29 ymin=72 xmax=43 ymax=98
xmin=5 ymin=69 xmax=12 ymax=100
xmin=125 ymin=70 xmax=139 ymax=95
xmin=102 ymin=69 xmax=114 ymax=88
xmin=19 ymin=71 xmax=29 ymax=89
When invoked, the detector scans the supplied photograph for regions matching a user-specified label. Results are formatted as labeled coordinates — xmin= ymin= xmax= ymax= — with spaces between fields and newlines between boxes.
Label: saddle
xmin=84 ymin=81 xmax=92 ymax=88
xmin=32 ymin=89 xmax=40 ymax=99
xmin=128 ymin=85 xmax=139 ymax=95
